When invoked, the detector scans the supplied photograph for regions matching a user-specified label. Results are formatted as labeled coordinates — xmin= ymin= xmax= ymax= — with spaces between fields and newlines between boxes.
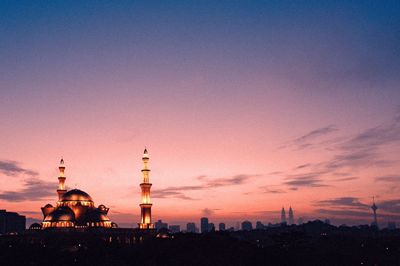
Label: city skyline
xmin=1 ymin=1 xmax=400 ymax=228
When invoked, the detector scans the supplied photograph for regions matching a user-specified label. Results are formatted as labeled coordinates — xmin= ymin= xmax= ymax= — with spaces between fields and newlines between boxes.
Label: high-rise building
xmin=256 ymin=221 xmax=264 ymax=230
xmin=288 ymin=206 xmax=295 ymax=225
xmin=155 ymin=220 xmax=168 ymax=230
xmin=208 ymin=223 xmax=215 ymax=232
xmin=218 ymin=222 xmax=226 ymax=231
xmin=186 ymin=222 xmax=196 ymax=233
xmin=371 ymin=197 xmax=378 ymax=228
xmin=200 ymin=217 xmax=209 ymax=233
xmin=169 ymin=225 xmax=180 ymax=233
xmin=241 ymin=220 xmax=253 ymax=231
xmin=139 ymin=148 xmax=154 ymax=229
xmin=281 ymin=207 xmax=287 ymax=224
xmin=0 ymin=210 xmax=26 ymax=234
xmin=387 ymin=221 xmax=396 ymax=230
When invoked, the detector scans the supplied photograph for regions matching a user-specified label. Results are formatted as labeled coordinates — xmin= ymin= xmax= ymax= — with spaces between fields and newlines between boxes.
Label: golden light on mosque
xmin=40 ymin=159 xmax=115 ymax=229
xmin=138 ymin=148 xmax=154 ymax=229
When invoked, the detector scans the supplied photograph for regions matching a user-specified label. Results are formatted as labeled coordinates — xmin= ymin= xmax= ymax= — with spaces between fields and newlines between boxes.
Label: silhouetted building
xmin=324 ymin=219 xmax=331 ymax=225
xmin=29 ymin=223 xmax=42 ymax=230
xmin=371 ymin=197 xmax=378 ymax=228
xmin=201 ymin=217 xmax=209 ymax=233
xmin=0 ymin=210 xmax=26 ymax=234
xmin=298 ymin=217 xmax=304 ymax=225
xmin=219 ymin=222 xmax=226 ymax=231
xmin=186 ymin=222 xmax=196 ymax=233
xmin=281 ymin=207 xmax=287 ymax=224
xmin=256 ymin=221 xmax=264 ymax=230
xmin=241 ymin=220 xmax=253 ymax=231
xmin=387 ymin=221 xmax=396 ymax=230
xmin=169 ymin=225 xmax=180 ymax=233
xmin=155 ymin=220 xmax=168 ymax=230
xmin=208 ymin=223 xmax=215 ymax=232
xmin=288 ymin=206 xmax=294 ymax=225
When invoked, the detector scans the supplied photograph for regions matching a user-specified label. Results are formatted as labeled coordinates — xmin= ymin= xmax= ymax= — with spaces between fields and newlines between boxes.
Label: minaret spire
xmin=139 ymin=148 xmax=154 ymax=229
xmin=57 ymin=157 xmax=67 ymax=201
xmin=371 ymin=196 xmax=378 ymax=228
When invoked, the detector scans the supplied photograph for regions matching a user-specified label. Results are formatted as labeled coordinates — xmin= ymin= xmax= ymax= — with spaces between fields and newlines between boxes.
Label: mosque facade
xmin=40 ymin=149 xmax=153 ymax=230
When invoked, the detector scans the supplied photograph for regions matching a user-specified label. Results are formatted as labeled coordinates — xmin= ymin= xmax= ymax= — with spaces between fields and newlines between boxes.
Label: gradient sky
xmin=1 ymin=0 xmax=400 ymax=228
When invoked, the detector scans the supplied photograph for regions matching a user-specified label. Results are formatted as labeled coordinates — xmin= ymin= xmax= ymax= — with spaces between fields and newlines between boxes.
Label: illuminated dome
xmin=61 ymin=189 xmax=93 ymax=202
xmin=44 ymin=207 xmax=75 ymax=222
xmin=40 ymin=159 xmax=115 ymax=229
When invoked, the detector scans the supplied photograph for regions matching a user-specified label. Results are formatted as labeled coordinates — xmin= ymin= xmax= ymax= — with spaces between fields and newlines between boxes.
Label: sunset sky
xmin=1 ymin=1 xmax=400 ymax=228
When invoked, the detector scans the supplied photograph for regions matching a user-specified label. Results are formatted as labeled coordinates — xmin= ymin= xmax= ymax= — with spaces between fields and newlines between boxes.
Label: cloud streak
xmin=375 ymin=175 xmax=400 ymax=182
xmin=152 ymin=174 xmax=259 ymax=200
xmin=0 ymin=178 xmax=55 ymax=202
xmin=284 ymin=172 xmax=328 ymax=189
xmin=315 ymin=197 xmax=368 ymax=209
xmin=0 ymin=160 xmax=38 ymax=177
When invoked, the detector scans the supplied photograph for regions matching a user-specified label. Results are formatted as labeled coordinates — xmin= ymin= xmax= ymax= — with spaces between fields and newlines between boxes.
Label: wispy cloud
xmin=201 ymin=208 xmax=219 ymax=216
xmin=0 ymin=160 xmax=38 ymax=177
xmin=379 ymin=199 xmax=400 ymax=214
xmin=0 ymin=178 xmax=55 ymax=202
xmin=284 ymin=172 xmax=328 ymax=188
xmin=280 ymin=125 xmax=338 ymax=150
xmin=331 ymin=176 xmax=359 ymax=182
xmin=315 ymin=197 xmax=368 ymax=209
xmin=277 ymin=112 xmax=400 ymax=191
xmin=263 ymin=187 xmax=286 ymax=194
xmin=375 ymin=175 xmax=400 ymax=182
xmin=151 ymin=189 xmax=197 ymax=200
xmin=294 ymin=125 xmax=338 ymax=144
xmin=152 ymin=174 xmax=259 ymax=200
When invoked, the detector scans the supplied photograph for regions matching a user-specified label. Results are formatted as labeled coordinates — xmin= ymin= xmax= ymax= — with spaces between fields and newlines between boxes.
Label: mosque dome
xmin=61 ymin=189 xmax=93 ymax=202
xmin=44 ymin=207 xmax=75 ymax=222
xmin=40 ymin=159 xmax=116 ymax=229
xmin=29 ymin=223 xmax=42 ymax=230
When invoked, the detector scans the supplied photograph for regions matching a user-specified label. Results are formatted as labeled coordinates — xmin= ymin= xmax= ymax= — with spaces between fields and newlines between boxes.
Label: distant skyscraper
xmin=297 ymin=217 xmax=304 ymax=225
xmin=219 ymin=223 xmax=226 ymax=231
xmin=186 ymin=222 xmax=196 ymax=233
xmin=168 ymin=225 xmax=180 ymax=233
xmin=387 ymin=221 xmax=396 ymax=230
xmin=281 ymin=207 xmax=287 ymax=224
xmin=371 ymin=197 xmax=378 ymax=228
xmin=241 ymin=220 xmax=253 ymax=231
xmin=256 ymin=221 xmax=264 ymax=230
xmin=155 ymin=219 xmax=168 ymax=230
xmin=288 ymin=206 xmax=294 ymax=225
xmin=200 ymin=217 xmax=209 ymax=233
xmin=208 ymin=223 xmax=215 ymax=232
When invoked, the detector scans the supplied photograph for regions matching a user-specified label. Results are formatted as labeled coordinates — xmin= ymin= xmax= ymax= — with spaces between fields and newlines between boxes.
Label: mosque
xmin=39 ymin=149 xmax=154 ymax=230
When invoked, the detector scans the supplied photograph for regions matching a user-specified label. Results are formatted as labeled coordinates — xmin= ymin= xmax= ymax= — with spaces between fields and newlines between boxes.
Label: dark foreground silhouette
xmin=1 ymin=221 xmax=399 ymax=265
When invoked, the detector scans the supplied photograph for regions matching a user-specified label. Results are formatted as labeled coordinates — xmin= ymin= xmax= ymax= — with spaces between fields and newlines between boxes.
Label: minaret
xmin=56 ymin=158 xmax=67 ymax=201
xmin=139 ymin=148 xmax=154 ymax=229
xmin=371 ymin=197 xmax=378 ymax=228
xmin=281 ymin=207 xmax=287 ymax=224
xmin=288 ymin=206 xmax=294 ymax=225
